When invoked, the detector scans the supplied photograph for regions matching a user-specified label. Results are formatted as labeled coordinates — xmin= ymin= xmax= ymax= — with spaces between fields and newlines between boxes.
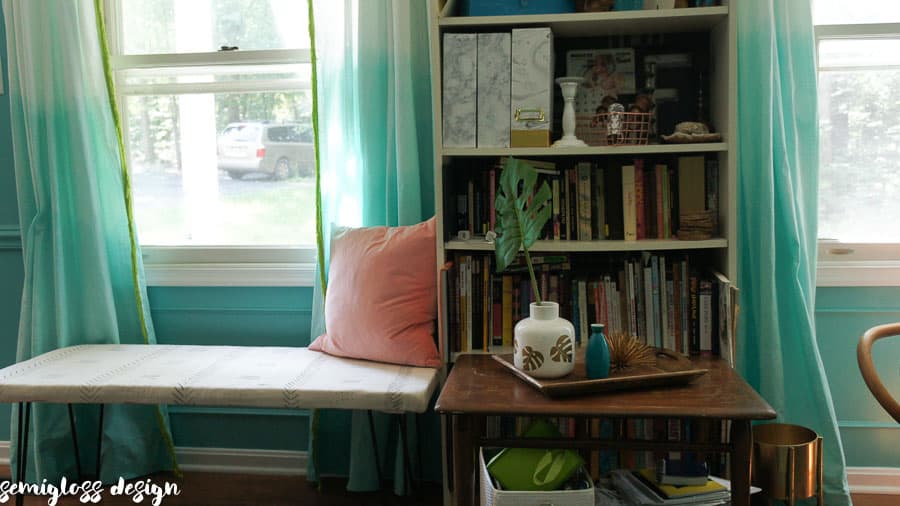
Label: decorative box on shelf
xmin=479 ymin=448 xmax=595 ymax=506
xmin=461 ymin=0 xmax=576 ymax=16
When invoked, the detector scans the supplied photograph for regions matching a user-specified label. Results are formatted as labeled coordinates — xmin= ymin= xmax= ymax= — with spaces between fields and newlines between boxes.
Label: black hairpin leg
xmin=414 ymin=413 xmax=423 ymax=484
xmin=95 ymin=404 xmax=105 ymax=480
xmin=67 ymin=404 xmax=84 ymax=480
xmin=398 ymin=414 xmax=415 ymax=496
xmin=16 ymin=402 xmax=31 ymax=506
xmin=366 ymin=410 xmax=383 ymax=488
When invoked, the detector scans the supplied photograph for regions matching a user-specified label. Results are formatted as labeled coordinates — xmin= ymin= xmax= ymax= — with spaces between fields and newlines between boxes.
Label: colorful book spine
xmin=577 ymin=162 xmax=593 ymax=240
xmin=689 ymin=272 xmax=699 ymax=355
xmin=666 ymin=269 xmax=676 ymax=351
xmin=482 ymin=256 xmax=490 ymax=352
xmin=634 ymin=159 xmax=645 ymax=240
xmin=655 ymin=164 xmax=666 ymax=239
xmin=622 ymin=165 xmax=637 ymax=241
xmin=593 ymin=165 xmax=606 ymax=240
xmin=681 ymin=259 xmax=691 ymax=355
xmin=659 ymin=163 xmax=671 ymax=238
xmin=501 ymin=275 xmax=513 ymax=348
xmin=643 ymin=258 xmax=654 ymax=346
xmin=552 ymin=178 xmax=561 ymax=240
xmin=699 ymin=279 xmax=713 ymax=355
xmin=578 ymin=280 xmax=589 ymax=346
xmin=491 ymin=274 xmax=503 ymax=348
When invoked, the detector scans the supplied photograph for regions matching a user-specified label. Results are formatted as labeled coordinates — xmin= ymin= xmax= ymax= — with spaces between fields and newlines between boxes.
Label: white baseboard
xmin=848 ymin=467 xmax=900 ymax=496
xmin=0 ymin=442 xmax=307 ymax=477
xmin=176 ymin=447 xmax=307 ymax=476
xmin=0 ymin=440 xmax=890 ymax=494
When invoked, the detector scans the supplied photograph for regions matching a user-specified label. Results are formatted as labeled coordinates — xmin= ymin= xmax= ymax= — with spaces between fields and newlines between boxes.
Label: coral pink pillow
xmin=309 ymin=217 xmax=441 ymax=368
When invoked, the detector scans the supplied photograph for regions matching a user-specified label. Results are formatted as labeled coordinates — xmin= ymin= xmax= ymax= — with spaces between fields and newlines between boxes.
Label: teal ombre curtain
xmin=736 ymin=1 xmax=851 ymax=503
xmin=4 ymin=0 xmax=177 ymax=482
xmin=307 ymin=0 xmax=436 ymax=494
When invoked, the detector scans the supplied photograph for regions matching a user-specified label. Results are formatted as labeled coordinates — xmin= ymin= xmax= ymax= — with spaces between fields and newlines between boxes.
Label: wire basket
xmin=575 ymin=111 xmax=651 ymax=146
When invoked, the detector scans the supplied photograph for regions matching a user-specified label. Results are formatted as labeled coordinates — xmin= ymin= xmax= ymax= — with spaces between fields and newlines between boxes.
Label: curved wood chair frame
xmin=857 ymin=323 xmax=900 ymax=423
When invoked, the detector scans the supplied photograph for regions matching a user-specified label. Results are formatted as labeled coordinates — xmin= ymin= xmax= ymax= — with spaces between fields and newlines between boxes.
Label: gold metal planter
xmin=751 ymin=423 xmax=823 ymax=505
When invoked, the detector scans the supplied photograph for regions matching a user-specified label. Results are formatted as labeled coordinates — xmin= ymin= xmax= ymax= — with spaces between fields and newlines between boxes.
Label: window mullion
xmin=111 ymin=49 xmax=311 ymax=71
xmin=119 ymin=79 xmax=311 ymax=97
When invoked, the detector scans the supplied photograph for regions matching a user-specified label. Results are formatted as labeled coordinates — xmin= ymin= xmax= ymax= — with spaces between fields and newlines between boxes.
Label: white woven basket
xmin=479 ymin=448 xmax=595 ymax=506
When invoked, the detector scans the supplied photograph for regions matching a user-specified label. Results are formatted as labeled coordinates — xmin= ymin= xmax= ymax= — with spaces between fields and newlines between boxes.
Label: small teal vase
xmin=586 ymin=323 xmax=611 ymax=379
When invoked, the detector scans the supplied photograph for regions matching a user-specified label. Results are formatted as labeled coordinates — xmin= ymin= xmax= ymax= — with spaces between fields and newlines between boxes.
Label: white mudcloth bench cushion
xmin=0 ymin=345 xmax=440 ymax=413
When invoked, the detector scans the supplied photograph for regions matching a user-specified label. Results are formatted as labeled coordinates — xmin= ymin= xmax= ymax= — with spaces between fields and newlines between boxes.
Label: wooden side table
xmin=435 ymin=354 xmax=776 ymax=506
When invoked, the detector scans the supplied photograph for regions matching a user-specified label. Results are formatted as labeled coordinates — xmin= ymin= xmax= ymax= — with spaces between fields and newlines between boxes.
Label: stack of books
xmin=610 ymin=469 xmax=730 ymax=505
xmin=657 ymin=457 xmax=709 ymax=486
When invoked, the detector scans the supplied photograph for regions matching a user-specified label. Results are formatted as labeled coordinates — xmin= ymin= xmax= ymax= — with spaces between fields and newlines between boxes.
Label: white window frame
xmin=814 ymin=22 xmax=900 ymax=287
xmin=104 ymin=0 xmax=317 ymax=287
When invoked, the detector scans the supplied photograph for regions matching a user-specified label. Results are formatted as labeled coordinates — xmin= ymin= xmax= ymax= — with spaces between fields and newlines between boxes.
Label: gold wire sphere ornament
xmin=605 ymin=331 xmax=655 ymax=371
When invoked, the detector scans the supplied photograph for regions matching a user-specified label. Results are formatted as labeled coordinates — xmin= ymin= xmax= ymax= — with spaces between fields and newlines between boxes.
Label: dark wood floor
xmin=1 ymin=468 xmax=443 ymax=506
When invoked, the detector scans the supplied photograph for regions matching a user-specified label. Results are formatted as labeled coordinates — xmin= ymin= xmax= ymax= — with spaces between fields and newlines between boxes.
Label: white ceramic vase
xmin=514 ymin=302 xmax=576 ymax=378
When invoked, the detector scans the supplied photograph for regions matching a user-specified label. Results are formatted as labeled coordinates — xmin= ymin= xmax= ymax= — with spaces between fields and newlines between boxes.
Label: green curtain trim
xmin=93 ymin=0 xmax=181 ymax=477
xmin=307 ymin=0 xmax=324 ymax=486
xmin=309 ymin=0 xmax=327 ymax=295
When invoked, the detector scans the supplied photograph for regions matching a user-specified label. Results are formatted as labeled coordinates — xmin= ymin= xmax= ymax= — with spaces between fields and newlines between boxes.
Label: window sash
xmin=105 ymin=0 xmax=317 ymax=287
xmin=814 ymin=22 xmax=900 ymax=285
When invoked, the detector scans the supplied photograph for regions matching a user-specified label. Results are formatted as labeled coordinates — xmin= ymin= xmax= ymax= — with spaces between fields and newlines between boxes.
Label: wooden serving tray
xmin=492 ymin=347 xmax=708 ymax=398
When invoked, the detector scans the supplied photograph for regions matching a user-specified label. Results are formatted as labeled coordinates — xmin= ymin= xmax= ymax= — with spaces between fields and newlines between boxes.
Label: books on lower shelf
xmin=657 ymin=457 xmax=709 ymax=486
xmin=610 ymin=469 xmax=729 ymax=505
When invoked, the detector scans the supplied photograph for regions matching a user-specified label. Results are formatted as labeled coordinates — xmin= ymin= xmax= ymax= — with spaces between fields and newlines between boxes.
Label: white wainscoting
xmin=0 ymin=443 xmax=307 ymax=476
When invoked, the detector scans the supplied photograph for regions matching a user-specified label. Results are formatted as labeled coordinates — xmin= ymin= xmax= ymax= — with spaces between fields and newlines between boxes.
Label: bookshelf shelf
xmin=438 ymin=6 xmax=728 ymax=37
xmin=450 ymin=346 xmax=514 ymax=362
xmin=441 ymin=142 xmax=728 ymax=158
xmin=445 ymin=238 xmax=728 ymax=252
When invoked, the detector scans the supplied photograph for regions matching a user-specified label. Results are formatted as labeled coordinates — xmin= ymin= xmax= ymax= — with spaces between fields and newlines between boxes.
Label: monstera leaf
xmin=521 ymin=346 xmax=545 ymax=372
xmin=494 ymin=157 xmax=552 ymax=303
xmin=550 ymin=334 xmax=573 ymax=363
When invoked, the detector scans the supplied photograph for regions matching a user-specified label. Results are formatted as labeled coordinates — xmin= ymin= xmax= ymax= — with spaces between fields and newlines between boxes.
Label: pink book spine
xmin=656 ymin=165 xmax=665 ymax=239
xmin=634 ymin=159 xmax=645 ymax=240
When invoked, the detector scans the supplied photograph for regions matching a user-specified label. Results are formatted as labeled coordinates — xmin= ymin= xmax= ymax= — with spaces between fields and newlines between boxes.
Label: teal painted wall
xmin=815 ymin=287 xmax=900 ymax=467
xmin=150 ymin=287 xmax=313 ymax=450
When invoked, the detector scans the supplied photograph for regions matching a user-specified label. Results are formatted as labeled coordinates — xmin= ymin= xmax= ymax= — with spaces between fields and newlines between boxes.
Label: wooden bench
xmin=0 ymin=344 xmax=440 ymax=505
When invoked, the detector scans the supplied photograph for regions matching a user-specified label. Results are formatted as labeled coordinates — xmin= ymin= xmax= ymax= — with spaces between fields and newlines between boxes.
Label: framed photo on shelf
xmin=566 ymin=48 xmax=637 ymax=115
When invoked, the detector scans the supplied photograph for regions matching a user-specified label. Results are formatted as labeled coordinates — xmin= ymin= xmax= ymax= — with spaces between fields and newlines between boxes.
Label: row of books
xmin=483 ymin=415 xmax=730 ymax=482
xmin=446 ymin=251 xmax=738 ymax=366
xmin=449 ymin=155 xmax=718 ymax=242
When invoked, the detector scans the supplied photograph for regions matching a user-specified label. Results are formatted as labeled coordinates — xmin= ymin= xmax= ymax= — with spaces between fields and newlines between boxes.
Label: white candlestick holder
xmin=553 ymin=77 xmax=588 ymax=148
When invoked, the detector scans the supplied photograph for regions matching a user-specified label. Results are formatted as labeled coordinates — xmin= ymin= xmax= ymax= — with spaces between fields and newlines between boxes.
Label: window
xmin=814 ymin=0 xmax=900 ymax=286
xmin=106 ymin=0 xmax=317 ymax=286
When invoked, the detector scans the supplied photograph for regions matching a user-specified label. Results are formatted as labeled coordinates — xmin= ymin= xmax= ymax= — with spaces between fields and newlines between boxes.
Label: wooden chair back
xmin=858 ymin=323 xmax=900 ymax=423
